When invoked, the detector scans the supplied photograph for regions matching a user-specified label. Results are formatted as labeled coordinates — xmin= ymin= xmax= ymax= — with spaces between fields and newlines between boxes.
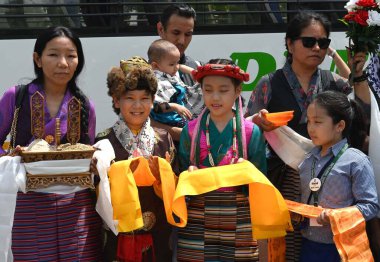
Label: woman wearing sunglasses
xmin=244 ymin=11 xmax=370 ymax=261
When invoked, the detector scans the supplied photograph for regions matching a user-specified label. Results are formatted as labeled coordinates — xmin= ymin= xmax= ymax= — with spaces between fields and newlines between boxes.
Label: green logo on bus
xmin=231 ymin=50 xmax=349 ymax=92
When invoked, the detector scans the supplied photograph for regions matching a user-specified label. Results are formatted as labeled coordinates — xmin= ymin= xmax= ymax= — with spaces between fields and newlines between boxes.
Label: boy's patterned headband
xmin=191 ymin=64 xmax=250 ymax=83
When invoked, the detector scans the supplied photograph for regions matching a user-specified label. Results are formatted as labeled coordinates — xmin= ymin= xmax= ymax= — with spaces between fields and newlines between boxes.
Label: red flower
xmin=344 ymin=10 xmax=369 ymax=26
xmin=344 ymin=12 xmax=356 ymax=22
xmin=344 ymin=9 xmax=369 ymax=26
xmin=356 ymin=0 xmax=377 ymax=8
xmin=353 ymin=10 xmax=369 ymax=26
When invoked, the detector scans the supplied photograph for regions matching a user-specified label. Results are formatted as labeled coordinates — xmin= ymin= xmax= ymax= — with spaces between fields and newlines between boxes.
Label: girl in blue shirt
xmin=299 ymin=90 xmax=379 ymax=262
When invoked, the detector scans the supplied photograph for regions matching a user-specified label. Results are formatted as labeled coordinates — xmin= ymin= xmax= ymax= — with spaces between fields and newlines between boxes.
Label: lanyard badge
xmin=309 ymin=178 xmax=321 ymax=192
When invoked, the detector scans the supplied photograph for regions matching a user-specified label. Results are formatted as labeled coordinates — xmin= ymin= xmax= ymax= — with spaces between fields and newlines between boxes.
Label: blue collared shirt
xmin=299 ymin=138 xmax=379 ymax=244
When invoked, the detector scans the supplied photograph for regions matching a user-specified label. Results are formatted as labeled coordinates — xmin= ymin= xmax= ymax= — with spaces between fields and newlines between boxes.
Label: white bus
xmin=0 ymin=0 xmax=349 ymax=132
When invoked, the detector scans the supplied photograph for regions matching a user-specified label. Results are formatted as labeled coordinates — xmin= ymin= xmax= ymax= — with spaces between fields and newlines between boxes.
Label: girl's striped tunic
xmin=177 ymin=113 xmax=267 ymax=261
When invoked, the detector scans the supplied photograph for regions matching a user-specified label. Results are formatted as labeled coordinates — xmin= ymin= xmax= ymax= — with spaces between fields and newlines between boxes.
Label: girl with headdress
xmin=95 ymin=57 xmax=177 ymax=262
xmin=176 ymin=59 xmax=267 ymax=261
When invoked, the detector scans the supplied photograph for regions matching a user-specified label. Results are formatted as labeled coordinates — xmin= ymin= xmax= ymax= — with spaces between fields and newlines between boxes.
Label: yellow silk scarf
xmin=108 ymin=156 xmax=177 ymax=232
xmin=285 ymin=200 xmax=373 ymax=262
xmin=170 ymin=160 xmax=292 ymax=239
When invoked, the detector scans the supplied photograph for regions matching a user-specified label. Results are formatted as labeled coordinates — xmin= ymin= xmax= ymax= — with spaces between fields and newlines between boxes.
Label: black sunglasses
xmin=294 ymin=37 xmax=331 ymax=49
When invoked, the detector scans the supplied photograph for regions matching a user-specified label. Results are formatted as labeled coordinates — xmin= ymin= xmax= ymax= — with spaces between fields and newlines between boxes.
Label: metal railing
xmin=0 ymin=1 xmax=348 ymax=38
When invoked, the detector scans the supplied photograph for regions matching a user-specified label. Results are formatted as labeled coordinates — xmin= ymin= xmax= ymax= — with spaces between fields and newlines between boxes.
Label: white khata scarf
xmin=112 ymin=115 xmax=155 ymax=158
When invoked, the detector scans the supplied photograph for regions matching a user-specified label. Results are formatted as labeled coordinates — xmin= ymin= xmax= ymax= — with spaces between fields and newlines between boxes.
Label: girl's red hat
xmin=192 ymin=64 xmax=250 ymax=83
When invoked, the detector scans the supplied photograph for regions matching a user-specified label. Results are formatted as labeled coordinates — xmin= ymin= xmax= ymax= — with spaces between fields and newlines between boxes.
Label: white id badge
xmin=309 ymin=218 xmax=323 ymax=227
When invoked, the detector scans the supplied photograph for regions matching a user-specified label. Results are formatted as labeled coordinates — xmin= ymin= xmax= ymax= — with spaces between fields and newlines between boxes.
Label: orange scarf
xmin=285 ymin=200 xmax=373 ymax=262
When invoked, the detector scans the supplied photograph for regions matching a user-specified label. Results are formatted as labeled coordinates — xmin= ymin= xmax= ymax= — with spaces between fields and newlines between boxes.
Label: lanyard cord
xmin=307 ymin=143 xmax=349 ymax=206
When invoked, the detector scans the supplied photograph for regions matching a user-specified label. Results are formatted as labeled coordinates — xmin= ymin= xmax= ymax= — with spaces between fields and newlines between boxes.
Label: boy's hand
xmin=165 ymin=151 xmax=171 ymax=163
xmin=170 ymin=103 xmax=192 ymax=120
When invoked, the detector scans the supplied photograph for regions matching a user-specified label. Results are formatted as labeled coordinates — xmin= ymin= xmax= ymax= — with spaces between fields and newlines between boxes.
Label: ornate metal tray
xmin=26 ymin=172 xmax=94 ymax=190
xmin=20 ymin=145 xmax=95 ymax=190
xmin=20 ymin=148 xmax=95 ymax=163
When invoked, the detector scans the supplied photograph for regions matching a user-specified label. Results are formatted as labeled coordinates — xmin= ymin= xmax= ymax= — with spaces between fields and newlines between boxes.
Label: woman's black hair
xmin=313 ymin=91 xmax=367 ymax=150
xmin=285 ymin=11 xmax=331 ymax=64
xmin=32 ymin=26 xmax=90 ymax=144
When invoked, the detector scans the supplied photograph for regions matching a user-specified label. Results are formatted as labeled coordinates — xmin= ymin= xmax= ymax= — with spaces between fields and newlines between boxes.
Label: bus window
xmin=2 ymin=0 xmax=81 ymax=29
xmin=0 ymin=1 xmax=347 ymax=38
xmin=286 ymin=0 xmax=346 ymax=23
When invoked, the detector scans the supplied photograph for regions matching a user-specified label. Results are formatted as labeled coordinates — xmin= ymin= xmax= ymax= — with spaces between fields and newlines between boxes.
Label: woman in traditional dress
xmin=244 ymin=11 xmax=370 ymax=261
xmin=95 ymin=57 xmax=177 ymax=262
xmin=176 ymin=59 xmax=267 ymax=261
xmin=0 ymin=26 xmax=101 ymax=261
